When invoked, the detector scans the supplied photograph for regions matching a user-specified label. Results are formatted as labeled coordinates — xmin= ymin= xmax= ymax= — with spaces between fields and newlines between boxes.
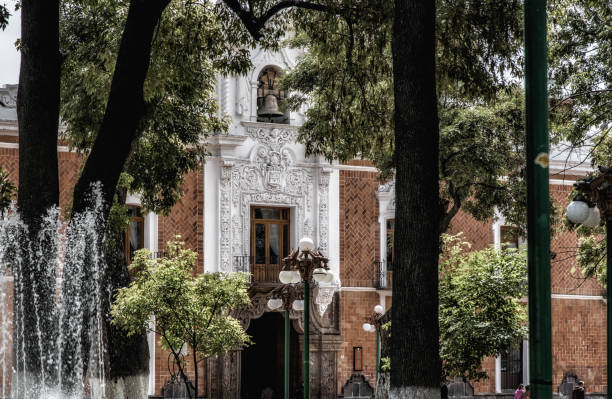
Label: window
xmin=501 ymin=342 xmax=523 ymax=391
xmin=386 ymin=219 xmax=394 ymax=270
xmin=125 ymin=206 xmax=144 ymax=263
xmin=256 ymin=66 xmax=289 ymax=124
xmin=500 ymin=226 xmax=519 ymax=249
xmin=250 ymin=207 xmax=290 ymax=282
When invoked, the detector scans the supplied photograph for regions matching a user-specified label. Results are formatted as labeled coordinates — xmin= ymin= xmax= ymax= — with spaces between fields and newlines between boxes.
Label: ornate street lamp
xmin=267 ymin=284 xmax=303 ymax=399
xmin=362 ymin=305 xmax=385 ymax=382
xmin=565 ymin=166 xmax=611 ymax=398
xmin=279 ymin=237 xmax=334 ymax=399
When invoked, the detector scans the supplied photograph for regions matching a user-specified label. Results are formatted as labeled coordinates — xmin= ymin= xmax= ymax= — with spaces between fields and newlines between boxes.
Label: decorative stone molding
xmin=314 ymin=284 xmax=336 ymax=317
xmin=318 ymin=168 xmax=332 ymax=253
xmin=246 ymin=126 xmax=298 ymax=150
xmin=0 ymin=85 xmax=17 ymax=108
xmin=219 ymin=161 xmax=234 ymax=272
xmin=220 ymin=124 xmax=317 ymax=259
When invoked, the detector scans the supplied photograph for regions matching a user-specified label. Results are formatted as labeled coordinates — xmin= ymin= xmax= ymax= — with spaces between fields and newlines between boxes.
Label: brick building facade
xmin=0 ymin=45 xmax=607 ymax=399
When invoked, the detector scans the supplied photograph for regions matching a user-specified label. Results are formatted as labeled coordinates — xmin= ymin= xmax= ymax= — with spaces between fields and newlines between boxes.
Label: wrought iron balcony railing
xmin=374 ymin=261 xmax=393 ymax=290
xmin=233 ymin=256 xmax=284 ymax=284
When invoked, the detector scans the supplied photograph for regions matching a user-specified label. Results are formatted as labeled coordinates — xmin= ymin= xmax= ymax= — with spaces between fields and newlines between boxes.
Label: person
xmin=572 ymin=380 xmax=585 ymax=399
xmin=514 ymin=384 xmax=525 ymax=399
xmin=524 ymin=385 xmax=530 ymax=399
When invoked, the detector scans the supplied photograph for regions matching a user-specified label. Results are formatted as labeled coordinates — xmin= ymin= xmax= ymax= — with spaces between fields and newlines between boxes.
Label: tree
xmin=0 ymin=167 xmax=16 ymax=216
xmin=281 ymin=1 xmax=523 ymax=396
xmin=111 ymin=240 xmax=251 ymax=399
xmin=378 ymin=234 xmax=528 ymax=385
xmin=438 ymin=234 xmax=527 ymax=382
xmin=282 ymin=3 xmax=526 ymax=234
xmin=548 ymin=0 xmax=610 ymax=285
xmin=14 ymin=0 xmax=522 ymax=397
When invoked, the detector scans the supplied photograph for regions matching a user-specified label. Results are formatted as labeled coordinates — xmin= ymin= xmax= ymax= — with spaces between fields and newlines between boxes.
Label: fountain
xmin=0 ymin=188 xmax=109 ymax=399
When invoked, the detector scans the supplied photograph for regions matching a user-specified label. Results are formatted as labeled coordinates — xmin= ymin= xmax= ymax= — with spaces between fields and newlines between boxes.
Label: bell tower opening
xmin=257 ymin=66 xmax=289 ymax=124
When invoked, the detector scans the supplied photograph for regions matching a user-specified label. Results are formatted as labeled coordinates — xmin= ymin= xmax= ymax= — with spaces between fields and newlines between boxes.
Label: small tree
xmin=378 ymin=233 xmax=527 ymax=385
xmin=111 ymin=240 xmax=251 ymax=399
xmin=0 ymin=167 xmax=16 ymax=217
xmin=439 ymin=234 xmax=528 ymax=382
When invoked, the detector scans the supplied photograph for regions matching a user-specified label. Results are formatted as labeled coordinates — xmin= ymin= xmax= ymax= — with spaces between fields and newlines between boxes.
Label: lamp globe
xmin=279 ymin=270 xmax=294 ymax=284
xmin=582 ymin=206 xmax=601 ymax=228
xmin=298 ymin=237 xmax=314 ymax=252
xmin=292 ymin=299 xmax=305 ymax=311
xmin=566 ymin=200 xmax=590 ymax=224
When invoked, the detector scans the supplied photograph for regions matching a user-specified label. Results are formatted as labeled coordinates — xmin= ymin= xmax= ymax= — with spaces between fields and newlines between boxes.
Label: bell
xmin=257 ymin=94 xmax=284 ymax=118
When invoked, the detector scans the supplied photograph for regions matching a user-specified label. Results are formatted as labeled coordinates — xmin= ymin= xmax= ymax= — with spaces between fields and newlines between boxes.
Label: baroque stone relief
xmin=221 ymin=126 xmax=316 ymax=261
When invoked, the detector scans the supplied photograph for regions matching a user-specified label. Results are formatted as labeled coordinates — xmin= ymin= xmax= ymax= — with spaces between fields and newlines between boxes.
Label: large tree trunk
xmin=66 ymin=0 xmax=169 ymax=394
xmin=14 ymin=0 xmax=61 ymax=396
xmin=390 ymin=1 xmax=441 ymax=398
xmin=71 ymin=0 xmax=170 ymax=216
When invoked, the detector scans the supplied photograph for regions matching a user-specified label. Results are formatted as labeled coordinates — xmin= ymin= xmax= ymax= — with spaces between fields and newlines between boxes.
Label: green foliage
xmin=575 ymin=231 xmax=606 ymax=288
xmin=283 ymin=0 xmax=527 ymax=227
xmin=59 ymin=0 xmax=252 ymax=214
xmin=549 ymin=0 xmax=610 ymax=287
xmin=548 ymin=0 xmax=612 ymax=168
xmin=374 ymin=234 xmax=528 ymax=381
xmin=0 ymin=166 xmax=16 ymax=215
xmin=439 ymin=234 xmax=528 ymax=382
xmin=111 ymin=239 xmax=251 ymax=388
xmin=0 ymin=4 xmax=9 ymax=30
xmin=439 ymin=87 xmax=527 ymax=232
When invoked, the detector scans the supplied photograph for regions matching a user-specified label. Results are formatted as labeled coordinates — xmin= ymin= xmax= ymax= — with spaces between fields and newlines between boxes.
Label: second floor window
xmin=125 ymin=206 xmax=144 ymax=263
xmin=386 ymin=219 xmax=394 ymax=270
xmin=501 ymin=226 xmax=519 ymax=250
xmin=251 ymin=207 xmax=289 ymax=266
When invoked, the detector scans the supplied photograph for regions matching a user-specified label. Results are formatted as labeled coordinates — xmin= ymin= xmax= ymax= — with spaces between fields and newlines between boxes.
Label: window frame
xmin=125 ymin=206 xmax=145 ymax=264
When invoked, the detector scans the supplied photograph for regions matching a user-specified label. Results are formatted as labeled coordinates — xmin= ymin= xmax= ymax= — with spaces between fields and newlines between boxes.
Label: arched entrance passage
xmin=241 ymin=311 xmax=301 ymax=399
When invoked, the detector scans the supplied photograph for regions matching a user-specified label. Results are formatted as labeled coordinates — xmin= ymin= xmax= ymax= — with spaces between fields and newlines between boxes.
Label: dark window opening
xmin=125 ymin=206 xmax=144 ymax=263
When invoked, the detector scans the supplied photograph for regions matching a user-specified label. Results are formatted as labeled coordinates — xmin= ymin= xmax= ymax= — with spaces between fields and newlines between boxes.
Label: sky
xmin=0 ymin=1 xmax=21 ymax=85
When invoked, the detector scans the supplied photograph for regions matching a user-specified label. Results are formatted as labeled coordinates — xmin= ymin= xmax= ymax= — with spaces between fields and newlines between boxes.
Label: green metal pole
xmin=376 ymin=329 xmax=380 ymax=381
xmin=607 ymin=220 xmax=611 ymax=399
xmin=524 ymin=0 xmax=553 ymax=398
xmin=304 ymin=281 xmax=310 ymax=399
xmin=285 ymin=307 xmax=290 ymax=399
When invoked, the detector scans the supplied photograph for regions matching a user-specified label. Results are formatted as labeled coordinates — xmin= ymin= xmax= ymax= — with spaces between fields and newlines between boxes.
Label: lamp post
xmin=565 ymin=166 xmax=611 ymax=398
xmin=267 ymin=284 xmax=303 ymax=399
xmin=279 ymin=237 xmax=334 ymax=399
xmin=362 ymin=305 xmax=385 ymax=383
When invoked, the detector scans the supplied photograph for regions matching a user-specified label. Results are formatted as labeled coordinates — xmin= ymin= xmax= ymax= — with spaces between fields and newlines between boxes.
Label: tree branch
xmin=222 ymin=0 xmax=329 ymax=40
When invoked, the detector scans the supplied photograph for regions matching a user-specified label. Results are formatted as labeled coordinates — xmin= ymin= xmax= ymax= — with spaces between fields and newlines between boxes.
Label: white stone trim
xmin=328 ymin=168 xmax=341 ymax=284
xmin=551 ymin=294 xmax=605 ymax=301
xmin=0 ymin=142 xmax=71 ymax=152
xmin=204 ymin=159 xmax=220 ymax=273
xmin=495 ymin=356 xmax=502 ymax=393
xmin=339 ymin=287 xmax=378 ymax=292
xmin=334 ymin=164 xmax=379 ymax=172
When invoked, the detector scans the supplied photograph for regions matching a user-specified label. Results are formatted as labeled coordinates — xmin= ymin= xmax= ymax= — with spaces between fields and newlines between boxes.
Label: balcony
xmin=374 ymin=261 xmax=392 ymax=290
xmin=233 ymin=256 xmax=283 ymax=284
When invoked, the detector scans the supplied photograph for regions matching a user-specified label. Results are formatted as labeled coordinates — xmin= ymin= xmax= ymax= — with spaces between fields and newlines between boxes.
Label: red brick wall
xmin=339 ymin=170 xmax=380 ymax=287
xmin=337 ymin=290 xmax=380 ymax=393
xmin=157 ymin=168 xmax=204 ymax=273
xmin=153 ymin=336 xmax=207 ymax=396
xmin=552 ymin=298 xmax=607 ymax=392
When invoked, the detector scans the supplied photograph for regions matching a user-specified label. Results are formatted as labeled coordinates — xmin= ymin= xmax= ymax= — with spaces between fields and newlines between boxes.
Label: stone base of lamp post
xmin=297 ymin=334 xmax=342 ymax=399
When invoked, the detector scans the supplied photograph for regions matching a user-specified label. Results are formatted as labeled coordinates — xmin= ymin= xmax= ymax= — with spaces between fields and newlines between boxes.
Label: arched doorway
xmin=241 ymin=311 xmax=300 ymax=399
